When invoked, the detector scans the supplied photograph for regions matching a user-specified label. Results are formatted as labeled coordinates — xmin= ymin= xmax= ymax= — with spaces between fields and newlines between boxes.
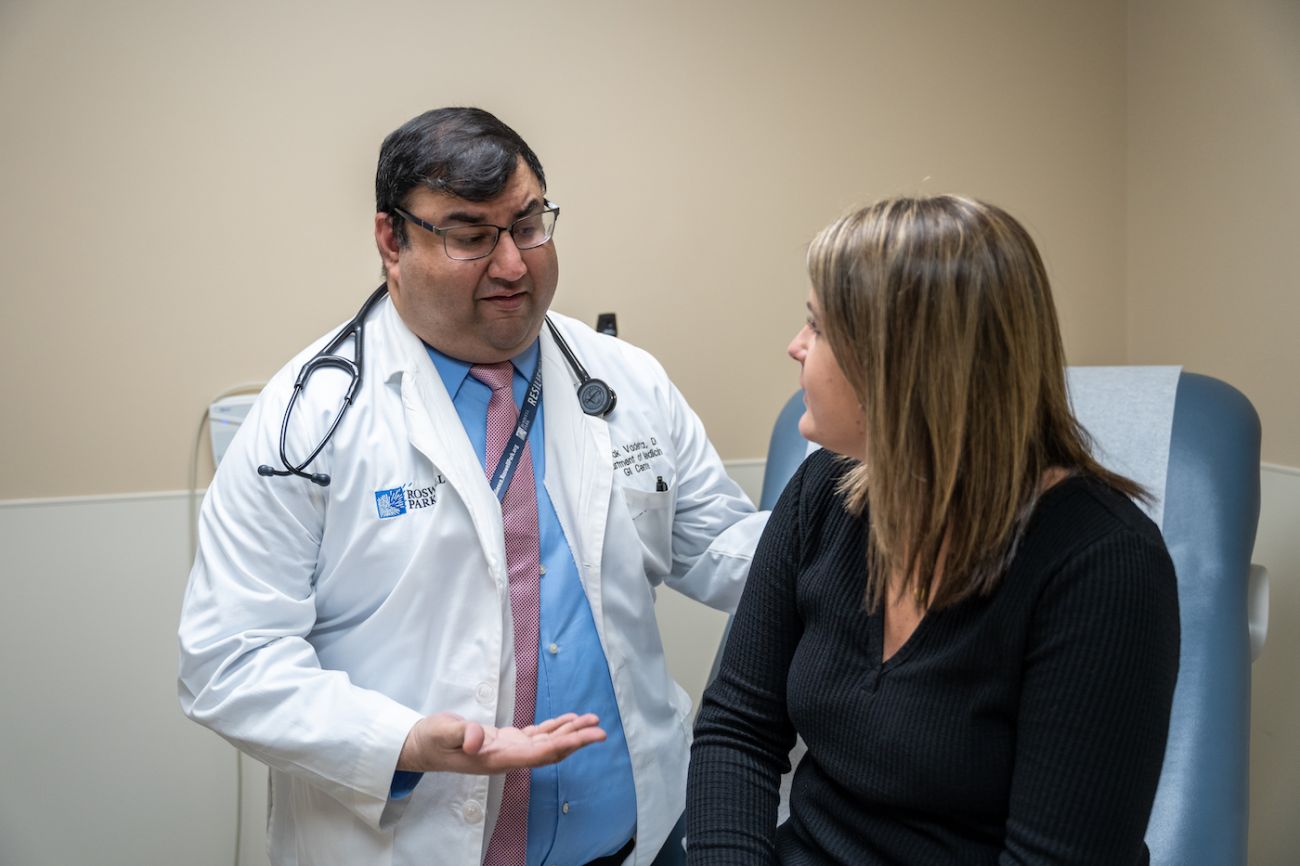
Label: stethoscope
xmin=257 ymin=284 xmax=616 ymax=487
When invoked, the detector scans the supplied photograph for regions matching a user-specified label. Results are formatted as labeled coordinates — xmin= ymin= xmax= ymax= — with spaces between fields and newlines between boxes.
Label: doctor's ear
xmin=375 ymin=212 xmax=402 ymax=269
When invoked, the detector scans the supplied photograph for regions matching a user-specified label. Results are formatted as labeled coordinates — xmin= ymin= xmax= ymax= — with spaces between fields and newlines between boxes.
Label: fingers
xmin=530 ymin=712 xmax=586 ymax=735
xmin=545 ymin=720 xmax=607 ymax=753
xmin=460 ymin=721 xmax=487 ymax=756
xmin=400 ymin=713 xmax=477 ymax=772
xmin=478 ymin=720 xmax=607 ymax=770
xmin=533 ymin=712 xmax=601 ymax=734
xmin=554 ymin=725 xmax=607 ymax=752
xmin=540 ymin=725 xmax=608 ymax=764
xmin=427 ymin=712 xmax=469 ymax=749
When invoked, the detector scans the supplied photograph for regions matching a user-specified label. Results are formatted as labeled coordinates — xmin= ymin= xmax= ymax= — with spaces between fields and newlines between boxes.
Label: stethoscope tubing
xmin=259 ymin=284 xmax=614 ymax=486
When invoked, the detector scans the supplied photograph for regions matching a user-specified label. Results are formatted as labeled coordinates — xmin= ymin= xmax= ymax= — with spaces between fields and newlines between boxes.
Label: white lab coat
xmin=178 ymin=297 xmax=766 ymax=866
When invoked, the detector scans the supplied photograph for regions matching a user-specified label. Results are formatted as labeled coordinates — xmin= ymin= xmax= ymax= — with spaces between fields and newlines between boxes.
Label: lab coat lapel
xmin=540 ymin=322 xmax=613 ymax=624
xmin=378 ymin=302 xmax=507 ymax=588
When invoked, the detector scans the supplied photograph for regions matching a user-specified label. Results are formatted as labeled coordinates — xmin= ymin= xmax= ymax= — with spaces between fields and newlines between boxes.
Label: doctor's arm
xmin=659 ymin=379 xmax=769 ymax=612
xmin=179 ymin=442 xmax=418 ymax=827
xmin=178 ymin=387 xmax=602 ymax=829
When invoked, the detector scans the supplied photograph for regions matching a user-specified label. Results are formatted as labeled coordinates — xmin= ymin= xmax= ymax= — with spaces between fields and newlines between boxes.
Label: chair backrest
xmin=759 ymin=390 xmax=814 ymax=510
xmin=748 ymin=370 xmax=1262 ymax=866
xmin=1140 ymin=372 xmax=1260 ymax=865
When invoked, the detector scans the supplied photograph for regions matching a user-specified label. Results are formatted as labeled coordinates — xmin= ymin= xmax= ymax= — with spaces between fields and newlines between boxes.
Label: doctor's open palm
xmin=397 ymin=711 xmax=606 ymax=775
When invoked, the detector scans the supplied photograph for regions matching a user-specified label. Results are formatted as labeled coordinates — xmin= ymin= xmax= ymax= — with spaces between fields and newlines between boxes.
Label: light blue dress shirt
xmin=393 ymin=339 xmax=636 ymax=866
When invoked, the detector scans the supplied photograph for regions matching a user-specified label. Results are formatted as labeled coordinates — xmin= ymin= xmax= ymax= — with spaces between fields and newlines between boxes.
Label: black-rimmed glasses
xmin=392 ymin=202 xmax=560 ymax=261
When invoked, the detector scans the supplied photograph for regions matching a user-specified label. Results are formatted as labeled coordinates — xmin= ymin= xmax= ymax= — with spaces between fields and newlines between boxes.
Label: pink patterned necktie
xmin=472 ymin=362 xmax=540 ymax=866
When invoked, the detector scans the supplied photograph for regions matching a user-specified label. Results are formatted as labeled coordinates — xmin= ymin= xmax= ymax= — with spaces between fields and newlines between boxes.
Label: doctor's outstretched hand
xmin=397 ymin=711 xmax=606 ymax=775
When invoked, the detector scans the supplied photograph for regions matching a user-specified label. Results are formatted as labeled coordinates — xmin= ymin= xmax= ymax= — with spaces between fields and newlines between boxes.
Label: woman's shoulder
xmin=788 ymin=447 xmax=855 ymax=509
xmin=801 ymin=446 xmax=848 ymax=486
xmin=765 ymin=447 xmax=858 ymax=535
xmin=1014 ymin=474 xmax=1176 ymax=599
xmin=1034 ymin=474 xmax=1164 ymax=547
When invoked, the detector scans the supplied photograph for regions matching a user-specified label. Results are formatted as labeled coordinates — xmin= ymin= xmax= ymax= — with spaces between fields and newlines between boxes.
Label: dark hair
xmin=375 ymin=107 xmax=547 ymax=246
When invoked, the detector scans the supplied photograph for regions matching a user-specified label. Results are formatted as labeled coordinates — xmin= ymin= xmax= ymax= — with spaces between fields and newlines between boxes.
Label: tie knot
xmin=470 ymin=361 xmax=515 ymax=392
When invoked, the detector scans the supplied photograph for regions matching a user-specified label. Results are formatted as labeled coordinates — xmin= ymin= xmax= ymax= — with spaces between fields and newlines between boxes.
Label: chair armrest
xmin=1249 ymin=564 xmax=1269 ymax=661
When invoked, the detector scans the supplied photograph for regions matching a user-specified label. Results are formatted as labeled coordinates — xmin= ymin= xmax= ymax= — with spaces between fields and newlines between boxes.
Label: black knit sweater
xmin=687 ymin=449 xmax=1179 ymax=865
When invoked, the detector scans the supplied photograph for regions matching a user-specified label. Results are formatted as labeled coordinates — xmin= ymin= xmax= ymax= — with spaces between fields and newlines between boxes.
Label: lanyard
xmin=487 ymin=360 xmax=544 ymax=503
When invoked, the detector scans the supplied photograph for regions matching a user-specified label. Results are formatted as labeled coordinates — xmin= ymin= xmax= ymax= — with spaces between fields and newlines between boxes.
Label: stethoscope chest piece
xmin=545 ymin=316 xmax=617 ymax=418
xmin=577 ymin=378 xmax=617 ymax=417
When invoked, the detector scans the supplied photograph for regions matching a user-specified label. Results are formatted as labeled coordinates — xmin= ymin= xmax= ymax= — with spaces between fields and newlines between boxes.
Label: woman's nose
xmin=788 ymin=326 xmax=809 ymax=363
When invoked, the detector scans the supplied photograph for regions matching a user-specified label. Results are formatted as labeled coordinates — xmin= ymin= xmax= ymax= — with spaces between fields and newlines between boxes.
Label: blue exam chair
xmin=706 ymin=369 xmax=1267 ymax=866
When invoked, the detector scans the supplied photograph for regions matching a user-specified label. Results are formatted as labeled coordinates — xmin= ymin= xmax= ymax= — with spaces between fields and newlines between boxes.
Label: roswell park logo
xmin=374 ymin=476 xmax=445 ymax=519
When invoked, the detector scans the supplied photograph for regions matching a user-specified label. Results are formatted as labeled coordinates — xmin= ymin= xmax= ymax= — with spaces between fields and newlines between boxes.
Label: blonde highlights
xmin=807 ymin=196 xmax=1142 ymax=611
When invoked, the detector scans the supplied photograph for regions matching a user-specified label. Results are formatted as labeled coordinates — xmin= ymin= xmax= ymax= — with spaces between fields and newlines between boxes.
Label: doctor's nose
xmin=487 ymin=232 xmax=528 ymax=282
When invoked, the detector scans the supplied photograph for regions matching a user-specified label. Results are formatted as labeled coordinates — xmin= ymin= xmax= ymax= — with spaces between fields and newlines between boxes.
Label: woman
xmin=686 ymin=196 xmax=1179 ymax=865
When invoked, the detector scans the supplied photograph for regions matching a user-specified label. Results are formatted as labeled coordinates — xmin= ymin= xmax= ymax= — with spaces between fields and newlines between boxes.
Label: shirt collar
xmin=425 ymin=338 xmax=541 ymax=400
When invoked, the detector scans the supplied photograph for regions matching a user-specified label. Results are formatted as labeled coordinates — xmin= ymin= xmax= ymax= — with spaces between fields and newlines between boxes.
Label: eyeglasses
xmin=392 ymin=202 xmax=560 ymax=261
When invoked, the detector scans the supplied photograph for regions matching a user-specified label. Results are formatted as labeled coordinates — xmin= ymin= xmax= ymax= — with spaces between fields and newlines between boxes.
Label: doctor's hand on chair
xmin=397 ymin=711 xmax=606 ymax=775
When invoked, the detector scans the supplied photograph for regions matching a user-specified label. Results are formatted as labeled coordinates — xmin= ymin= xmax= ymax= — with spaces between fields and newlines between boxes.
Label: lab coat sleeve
xmin=177 ymin=374 xmax=423 ymax=832
xmin=660 ymin=376 xmax=769 ymax=614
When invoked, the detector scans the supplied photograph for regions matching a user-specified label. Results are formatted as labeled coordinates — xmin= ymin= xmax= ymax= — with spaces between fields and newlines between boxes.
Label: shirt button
xmin=475 ymin=683 xmax=495 ymax=705
xmin=539 ymin=564 xmax=547 ymax=576
xmin=463 ymin=800 xmax=484 ymax=823
xmin=561 ymin=801 xmax=570 ymax=815
xmin=548 ymin=643 xmax=559 ymax=655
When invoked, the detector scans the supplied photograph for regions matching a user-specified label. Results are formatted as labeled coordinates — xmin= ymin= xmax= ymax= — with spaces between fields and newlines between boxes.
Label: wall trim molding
xmin=0 ymin=488 xmax=196 ymax=510
xmin=5 ymin=460 xmax=1294 ymax=509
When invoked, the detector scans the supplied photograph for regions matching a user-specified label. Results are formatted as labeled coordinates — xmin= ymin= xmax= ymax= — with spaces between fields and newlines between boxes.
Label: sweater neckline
xmin=868 ymin=473 xmax=1093 ymax=676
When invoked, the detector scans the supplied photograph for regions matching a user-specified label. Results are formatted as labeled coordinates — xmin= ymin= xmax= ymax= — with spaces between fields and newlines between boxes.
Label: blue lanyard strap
xmin=487 ymin=359 xmax=544 ymax=503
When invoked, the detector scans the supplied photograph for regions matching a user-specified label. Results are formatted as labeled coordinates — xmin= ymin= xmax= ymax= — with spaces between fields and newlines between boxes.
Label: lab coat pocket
xmin=286 ymin=774 xmax=395 ymax=866
xmin=621 ymin=484 xmax=675 ymax=578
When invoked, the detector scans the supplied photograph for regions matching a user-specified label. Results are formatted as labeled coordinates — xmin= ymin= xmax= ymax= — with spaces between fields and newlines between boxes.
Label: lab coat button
xmin=475 ymin=683 xmax=495 ymax=704
xmin=463 ymin=800 xmax=484 ymax=823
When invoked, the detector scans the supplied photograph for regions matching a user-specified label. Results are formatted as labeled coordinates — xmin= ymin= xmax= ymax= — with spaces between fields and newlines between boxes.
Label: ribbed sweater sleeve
xmin=1000 ymin=527 xmax=1180 ymax=863
xmin=686 ymin=452 xmax=813 ymax=864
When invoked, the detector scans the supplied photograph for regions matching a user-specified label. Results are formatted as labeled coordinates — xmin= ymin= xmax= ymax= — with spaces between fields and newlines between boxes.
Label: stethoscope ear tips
xmin=257 ymin=465 xmax=277 ymax=477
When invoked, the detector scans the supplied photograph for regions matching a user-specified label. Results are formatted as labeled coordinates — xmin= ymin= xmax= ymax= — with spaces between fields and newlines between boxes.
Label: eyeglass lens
xmin=443 ymin=210 xmax=557 ymax=260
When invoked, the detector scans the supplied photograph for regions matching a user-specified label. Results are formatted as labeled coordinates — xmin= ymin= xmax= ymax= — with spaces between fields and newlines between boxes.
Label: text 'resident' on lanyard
xmin=488 ymin=360 xmax=544 ymax=503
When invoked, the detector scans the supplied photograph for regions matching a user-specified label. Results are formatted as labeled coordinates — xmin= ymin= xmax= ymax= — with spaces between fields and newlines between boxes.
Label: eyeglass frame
xmin=390 ymin=201 xmax=561 ymax=261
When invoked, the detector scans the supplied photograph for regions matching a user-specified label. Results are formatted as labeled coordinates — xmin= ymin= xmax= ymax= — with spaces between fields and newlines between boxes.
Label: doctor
xmin=178 ymin=107 xmax=766 ymax=866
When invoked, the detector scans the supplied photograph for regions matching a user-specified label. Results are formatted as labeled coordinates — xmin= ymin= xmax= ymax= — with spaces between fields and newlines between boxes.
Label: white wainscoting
xmin=0 ymin=493 xmax=238 ymax=866
xmin=0 ymin=461 xmax=1294 ymax=865
xmin=1246 ymin=464 xmax=1300 ymax=866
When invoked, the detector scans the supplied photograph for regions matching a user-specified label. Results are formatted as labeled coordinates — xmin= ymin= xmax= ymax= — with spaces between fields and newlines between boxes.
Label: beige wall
xmin=2 ymin=1 xmax=1297 ymax=861
xmin=1127 ymin=2 xmax=1300 ymax=863
xmin=0 ymin=0 xmax=1129 ymax=499
xmin=1127 ymin=0 xmax=1300 ymax=468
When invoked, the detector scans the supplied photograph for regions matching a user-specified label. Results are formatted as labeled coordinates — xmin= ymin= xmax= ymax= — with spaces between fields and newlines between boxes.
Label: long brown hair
xmin=807 ymin=196 xmax=1144 ymax=611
